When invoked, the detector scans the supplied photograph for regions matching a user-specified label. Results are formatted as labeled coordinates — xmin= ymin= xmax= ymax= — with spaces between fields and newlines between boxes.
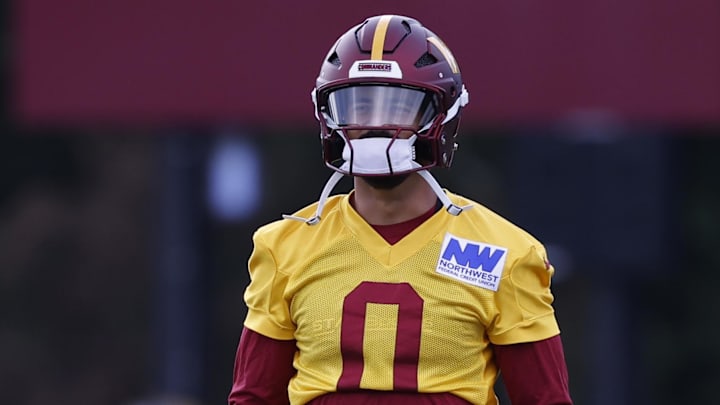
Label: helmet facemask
xmin=316 ymin=83 xmax=466 ymax=177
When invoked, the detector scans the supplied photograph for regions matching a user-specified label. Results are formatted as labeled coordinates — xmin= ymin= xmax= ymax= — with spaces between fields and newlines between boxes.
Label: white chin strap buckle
xmin=446 ymin=204 xmax=465 ymax=216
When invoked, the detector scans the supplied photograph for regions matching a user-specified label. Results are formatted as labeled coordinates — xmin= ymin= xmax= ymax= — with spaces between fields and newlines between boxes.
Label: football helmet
xmin=313 ymin=14 xmax=469 ymax=176
xmin=285 ymin=15 xmax=472 ymax=225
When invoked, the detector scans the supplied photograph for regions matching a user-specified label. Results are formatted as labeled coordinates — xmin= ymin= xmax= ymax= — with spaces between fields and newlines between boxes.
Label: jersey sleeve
xmin=487 ymin=244 xmax=560 ymax=345
xmin=243 ymin=231 xmax=296 ymax=340
xmin=494 ymin=335 xmax=573 ymax=404
xmin=228 ymin=328 xmax=296 ymax=405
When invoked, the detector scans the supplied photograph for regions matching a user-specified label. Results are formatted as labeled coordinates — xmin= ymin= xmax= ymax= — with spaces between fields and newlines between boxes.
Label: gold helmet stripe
xmin=427 ymin=36 xmax=460 ymax=74
xmin=370 ymin=15 xmax=393 ymax=60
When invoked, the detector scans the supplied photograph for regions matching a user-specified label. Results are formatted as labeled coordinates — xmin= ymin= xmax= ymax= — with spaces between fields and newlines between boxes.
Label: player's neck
xmin=352 ymin=173 xmax=437 ymax=225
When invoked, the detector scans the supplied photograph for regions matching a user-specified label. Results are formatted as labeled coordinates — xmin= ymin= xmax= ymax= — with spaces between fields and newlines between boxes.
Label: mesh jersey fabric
xmin=243 ymin=191 xmax=560 ymax=405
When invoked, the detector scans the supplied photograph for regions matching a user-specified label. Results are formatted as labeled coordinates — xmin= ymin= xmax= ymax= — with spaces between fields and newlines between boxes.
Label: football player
xmin=229 ymin=14 xmax=573 ymax=405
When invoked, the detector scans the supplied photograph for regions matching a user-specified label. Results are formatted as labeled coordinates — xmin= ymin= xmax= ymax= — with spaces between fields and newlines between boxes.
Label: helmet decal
xmin=348 ymin=60 xmax=403 ymax=79
xmin=370 ymin=15 xmax=394 ymax=60
xmin=427 ymin=36 xmax=459 ymax=74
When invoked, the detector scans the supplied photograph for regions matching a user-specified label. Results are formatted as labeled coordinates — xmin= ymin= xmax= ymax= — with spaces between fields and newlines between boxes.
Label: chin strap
xmin=283 ymin=169 xmax=472 ymax=225
xmin=282 ymin=171 xmax=345 ymax=225
xmin=416 ymin=170 xmax=474 ymax=216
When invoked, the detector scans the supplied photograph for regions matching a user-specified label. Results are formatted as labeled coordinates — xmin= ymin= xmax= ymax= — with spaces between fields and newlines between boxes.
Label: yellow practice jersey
xmin=243 ymin=191 xmax=560 ymax=404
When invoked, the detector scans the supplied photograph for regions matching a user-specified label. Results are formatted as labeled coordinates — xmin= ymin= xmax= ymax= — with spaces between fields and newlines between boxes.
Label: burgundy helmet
xmin=312 ymin=15 xmax=469 ymax=176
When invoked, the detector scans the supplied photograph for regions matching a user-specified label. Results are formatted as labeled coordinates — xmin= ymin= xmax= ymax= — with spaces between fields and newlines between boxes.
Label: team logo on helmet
xmin=348 ymin=60 xmax=402 ymax=79
xmin=358 ymin=62 xmax=392 ymax=72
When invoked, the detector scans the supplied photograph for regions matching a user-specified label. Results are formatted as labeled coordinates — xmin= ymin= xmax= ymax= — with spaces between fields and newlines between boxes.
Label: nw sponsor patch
xmin=436 ymin=233 xmax=508 ymax=291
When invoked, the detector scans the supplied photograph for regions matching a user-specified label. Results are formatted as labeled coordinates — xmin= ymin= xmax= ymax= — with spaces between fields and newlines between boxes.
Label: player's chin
xmin=361 ymin=174 xmax=410 ymax=190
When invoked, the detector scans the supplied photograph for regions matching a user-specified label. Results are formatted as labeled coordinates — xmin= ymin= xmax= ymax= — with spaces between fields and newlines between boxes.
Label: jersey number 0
xmin=337 ymin=281 xmax=424 ymax=391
